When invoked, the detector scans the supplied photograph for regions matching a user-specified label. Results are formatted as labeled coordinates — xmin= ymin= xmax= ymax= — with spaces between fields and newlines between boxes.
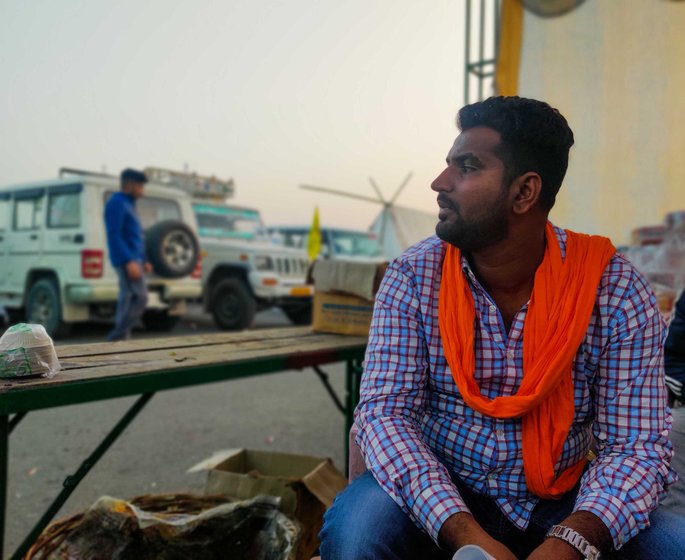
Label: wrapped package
xmin=0 ymin=323 xmax=61 ymax=379
xmin=27 ymin=494 xmax=299 ymax=560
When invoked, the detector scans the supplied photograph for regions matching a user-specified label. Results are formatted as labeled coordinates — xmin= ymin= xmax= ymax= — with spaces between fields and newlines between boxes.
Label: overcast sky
xmin=1 ymin=0 xmax=464 ymax=229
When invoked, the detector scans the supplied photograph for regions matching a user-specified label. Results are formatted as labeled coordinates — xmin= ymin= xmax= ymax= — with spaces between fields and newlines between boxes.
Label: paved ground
xmin=5 ymin=306 xmax=349 ymax=557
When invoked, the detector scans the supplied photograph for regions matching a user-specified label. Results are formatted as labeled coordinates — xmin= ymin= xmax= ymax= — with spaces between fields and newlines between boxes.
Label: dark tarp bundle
xmin=28 ymin=494 xmax=299 ymax=560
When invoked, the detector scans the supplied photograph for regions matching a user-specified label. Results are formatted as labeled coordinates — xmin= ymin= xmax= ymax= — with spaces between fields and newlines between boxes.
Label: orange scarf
xmin=438 ymin=223 xmax=615 ymax=499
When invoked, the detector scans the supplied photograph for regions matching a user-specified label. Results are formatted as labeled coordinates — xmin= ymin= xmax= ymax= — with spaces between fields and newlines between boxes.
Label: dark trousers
xmin=107 ymin=263 xmax=148 ymax=341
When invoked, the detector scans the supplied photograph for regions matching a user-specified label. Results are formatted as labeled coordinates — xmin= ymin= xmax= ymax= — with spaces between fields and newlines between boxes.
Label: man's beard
xmin=435 ymin=192 xmax=509 ymax=253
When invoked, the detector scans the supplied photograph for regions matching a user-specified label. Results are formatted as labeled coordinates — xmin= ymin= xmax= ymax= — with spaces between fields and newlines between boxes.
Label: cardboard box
xmin=189 ymin=449 xmax=347 ymax=560
xmin=311 ymin=260 xmax=387 ymax=336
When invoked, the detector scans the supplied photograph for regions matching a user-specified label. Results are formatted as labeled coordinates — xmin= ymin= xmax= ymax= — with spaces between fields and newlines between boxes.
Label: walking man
xmin=105 ymin=168 xmax=151 ymax=341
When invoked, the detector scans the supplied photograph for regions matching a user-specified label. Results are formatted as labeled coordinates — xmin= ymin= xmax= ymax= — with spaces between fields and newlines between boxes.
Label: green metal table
xmin=0 ymin=326 xmax=366 ymax=560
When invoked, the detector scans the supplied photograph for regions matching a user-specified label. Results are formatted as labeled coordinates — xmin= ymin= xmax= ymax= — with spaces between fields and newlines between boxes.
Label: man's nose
xmin=430 ymin=167 xmax=451 ymax=193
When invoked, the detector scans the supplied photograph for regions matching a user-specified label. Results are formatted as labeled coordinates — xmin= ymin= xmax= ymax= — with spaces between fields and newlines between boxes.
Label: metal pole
xmin=479 ymin=0 xmax=486 ymax=101
xmin=465 ymin=0 xmax=472 ymax=105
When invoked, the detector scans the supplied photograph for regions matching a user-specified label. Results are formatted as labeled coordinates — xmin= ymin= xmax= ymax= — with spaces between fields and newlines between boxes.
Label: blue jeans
xmin=319 ymin=471 xmax=685 ymax=559
xmin=107 ymin=263 xmax=148 ymax=341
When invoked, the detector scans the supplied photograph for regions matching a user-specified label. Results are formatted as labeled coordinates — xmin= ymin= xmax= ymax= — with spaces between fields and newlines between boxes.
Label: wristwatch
xmin=546 ymin=524 xmax=602 ymax=559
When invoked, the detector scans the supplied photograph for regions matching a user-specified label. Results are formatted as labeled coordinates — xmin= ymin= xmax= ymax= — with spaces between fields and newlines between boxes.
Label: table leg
xmin=344 ymin=358 xmax=363 ymax=473
xmin=0 ymin=414 xmax=7 ymax=560
xmin=11 ymin=393 xmax=154 ymax=560
xmin=311 ymin=366 xmax=345 ymax=414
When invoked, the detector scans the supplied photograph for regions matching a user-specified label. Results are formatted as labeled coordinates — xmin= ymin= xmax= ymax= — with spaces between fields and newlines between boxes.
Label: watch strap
xmin=546 ymin=524 xmax=602 ymax=560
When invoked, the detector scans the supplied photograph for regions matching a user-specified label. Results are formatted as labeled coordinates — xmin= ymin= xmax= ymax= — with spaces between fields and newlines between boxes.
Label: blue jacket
xmin=104 ymin=192 xmax=145 ymax=266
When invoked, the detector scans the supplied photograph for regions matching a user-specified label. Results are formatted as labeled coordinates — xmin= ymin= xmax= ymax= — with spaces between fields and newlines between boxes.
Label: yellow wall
xmin=518 ymin=0 xmax=685 ymax=244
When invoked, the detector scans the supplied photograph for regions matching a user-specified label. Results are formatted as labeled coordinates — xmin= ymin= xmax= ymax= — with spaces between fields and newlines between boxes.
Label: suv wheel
xmin=146 ymin=220 xmax=200 ymax=279
xmin=282 ymin=303 xmax=312 ymax=325
xmin=211 ymin=278 xmax=256 ymax=330
xmin=141 ymin=310 xmax=180 ymax=332
xmin=26 ymin=279 xmax=71 ymax=338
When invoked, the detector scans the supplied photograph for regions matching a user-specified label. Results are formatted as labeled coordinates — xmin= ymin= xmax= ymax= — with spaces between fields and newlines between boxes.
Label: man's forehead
xmin=449 ymin=126 xmax=502 ymax=156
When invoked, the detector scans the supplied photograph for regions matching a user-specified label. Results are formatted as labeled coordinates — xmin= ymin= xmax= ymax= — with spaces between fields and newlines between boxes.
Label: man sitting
xmin=319 ymin=96 xmax=683 ymax=559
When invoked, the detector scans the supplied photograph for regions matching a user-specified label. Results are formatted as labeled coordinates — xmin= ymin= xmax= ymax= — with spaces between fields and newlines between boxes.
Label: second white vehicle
xmin=193 ymin=201 xmax=312 ymax=330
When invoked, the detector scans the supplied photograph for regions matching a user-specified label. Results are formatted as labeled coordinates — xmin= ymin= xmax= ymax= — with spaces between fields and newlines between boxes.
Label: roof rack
xmin=59 ymin=167 xmax=117 ymax=179
xmin=144 ymin=167 xmax=234 ymax=199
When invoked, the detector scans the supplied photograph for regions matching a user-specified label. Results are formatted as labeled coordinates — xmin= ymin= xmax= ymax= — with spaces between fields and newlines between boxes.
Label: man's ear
xmin=511 ymin=172 xmax=542 ymax=214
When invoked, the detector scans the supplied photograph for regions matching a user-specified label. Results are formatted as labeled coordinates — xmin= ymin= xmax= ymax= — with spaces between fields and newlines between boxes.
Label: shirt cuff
xmin=410 ymin=482 xmax=471 ymax=543
xmin=573 ymin=491 xmax=638 ymax=550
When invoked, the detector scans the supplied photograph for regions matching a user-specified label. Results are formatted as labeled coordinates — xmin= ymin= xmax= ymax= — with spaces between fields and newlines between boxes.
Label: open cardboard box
xmin=310 ymin=259 xmax=387 ymax=336
xmin=189 ymin=448 xmax=347 ymax=559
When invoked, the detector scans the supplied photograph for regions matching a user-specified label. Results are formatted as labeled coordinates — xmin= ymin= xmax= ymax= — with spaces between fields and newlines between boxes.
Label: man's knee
xmin=320 ymin=472 xmax=389 ymax=557
xmin=319 ymin=471 xmax=439 ymax=559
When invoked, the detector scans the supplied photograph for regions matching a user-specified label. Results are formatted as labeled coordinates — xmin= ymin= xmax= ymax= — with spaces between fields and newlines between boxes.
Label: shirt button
xmin=496 ymin=429 xmax=505 ymax=438
xmin=506 ymin=349 xmax=515 ymax=359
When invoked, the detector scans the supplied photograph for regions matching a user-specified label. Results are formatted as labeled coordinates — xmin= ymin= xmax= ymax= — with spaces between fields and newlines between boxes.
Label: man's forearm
xmin=528 ymin=510 xmax=612 ymax=559
xmin=438 ymin=512 xmax=483 ymax=551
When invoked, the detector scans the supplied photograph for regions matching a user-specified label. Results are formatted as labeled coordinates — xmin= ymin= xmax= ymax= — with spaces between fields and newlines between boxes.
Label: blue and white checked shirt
xmin=355 ymin=226 xmax=676 ymax=549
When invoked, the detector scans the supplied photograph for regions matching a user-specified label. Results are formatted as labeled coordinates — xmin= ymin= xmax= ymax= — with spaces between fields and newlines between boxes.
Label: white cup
xmin=452 ymin=544 xmax=496 ymax=560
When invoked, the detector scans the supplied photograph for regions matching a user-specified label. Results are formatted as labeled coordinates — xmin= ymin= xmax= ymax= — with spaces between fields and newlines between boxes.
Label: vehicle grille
xmin=274 ymin=257 xmax=308 ymax=277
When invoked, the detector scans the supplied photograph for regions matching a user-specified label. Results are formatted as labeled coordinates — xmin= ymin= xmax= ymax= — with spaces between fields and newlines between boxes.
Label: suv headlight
xmin=254 ymin=256 xmax=273 ymax=271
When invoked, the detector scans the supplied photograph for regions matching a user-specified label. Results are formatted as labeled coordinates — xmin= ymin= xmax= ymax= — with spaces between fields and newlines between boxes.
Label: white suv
xmin=193 ymin=201 xmax=312 ymax=330
xmin=0 ymin=168 xmax=202 ymax=337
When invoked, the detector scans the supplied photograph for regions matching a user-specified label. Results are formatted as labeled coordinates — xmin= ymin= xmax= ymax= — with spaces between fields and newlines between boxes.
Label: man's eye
xmin=460 ymin=164 xmax=477 ymax=174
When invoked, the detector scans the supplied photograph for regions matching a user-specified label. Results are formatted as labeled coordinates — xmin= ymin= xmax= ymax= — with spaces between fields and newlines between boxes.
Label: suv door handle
xmin=30 ymin=234 xmax=38 ymax=240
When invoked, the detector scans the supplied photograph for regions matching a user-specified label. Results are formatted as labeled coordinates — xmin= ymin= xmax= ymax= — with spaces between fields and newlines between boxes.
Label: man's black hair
xmin=120 ymin=168 xmax=148 ymax=187
xmin=457 ymin=96 xmax=574 ymax=210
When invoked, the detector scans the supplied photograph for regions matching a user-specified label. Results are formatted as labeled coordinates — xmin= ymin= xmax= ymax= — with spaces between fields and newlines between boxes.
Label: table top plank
xmin=0 ymin=328 xmax=367 ymax=414
xmin=55 ymin=326 xmax=317 ymax=358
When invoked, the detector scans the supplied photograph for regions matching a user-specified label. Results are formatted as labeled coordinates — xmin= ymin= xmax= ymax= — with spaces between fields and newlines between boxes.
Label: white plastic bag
xmin=0 ymin=323 xmax=61 ymax=379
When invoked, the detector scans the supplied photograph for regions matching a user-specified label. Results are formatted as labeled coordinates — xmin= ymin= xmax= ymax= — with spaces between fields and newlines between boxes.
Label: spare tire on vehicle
xmin=145 ymin=220 xmax=199 ymax=279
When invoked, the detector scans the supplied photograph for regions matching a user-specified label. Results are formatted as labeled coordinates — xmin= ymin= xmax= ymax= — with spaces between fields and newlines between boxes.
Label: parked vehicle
xmin=193 ymin=202 xmax=312 ymax=330
xmin=0 ymin=168 xmax=202 ymax=337
xmin=266 ymin=226 xmax=386 ymax=262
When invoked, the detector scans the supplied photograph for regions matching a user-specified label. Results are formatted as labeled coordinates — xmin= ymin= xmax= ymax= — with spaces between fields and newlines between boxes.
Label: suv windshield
xmin=193 ymin=203 xmax=262 ymax=239
xmin=330 ymin=230 xmax=383 ymax=257
xmin=270 ymin=227 xmax=384 ymax=258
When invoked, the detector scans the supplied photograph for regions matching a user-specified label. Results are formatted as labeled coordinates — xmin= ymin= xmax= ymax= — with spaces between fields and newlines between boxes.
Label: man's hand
xmin=526 ymin=537 xmax=583 ymax=559
xmin=126 ymin=261 xmax=143 ymax=280
xmin=439 ymin=513 xmax=517 ymax=560
xmin=144 ymin=262 xmax=153 ymax=274
xmin=527 ymin=511 xmax=612 ymax=559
